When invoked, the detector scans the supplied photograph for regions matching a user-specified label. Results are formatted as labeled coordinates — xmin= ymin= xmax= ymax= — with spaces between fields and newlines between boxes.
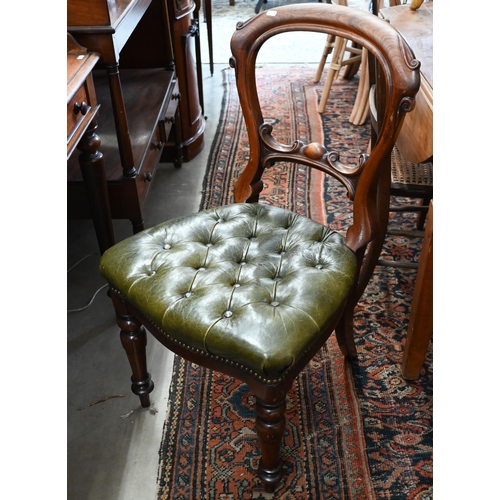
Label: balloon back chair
xmin=99 ymin=3 xmax=420 ymax=493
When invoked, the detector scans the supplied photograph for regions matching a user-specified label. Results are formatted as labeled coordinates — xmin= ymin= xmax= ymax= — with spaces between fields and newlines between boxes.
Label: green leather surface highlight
xmin=100 ymin=203 xmax=357 ymax=380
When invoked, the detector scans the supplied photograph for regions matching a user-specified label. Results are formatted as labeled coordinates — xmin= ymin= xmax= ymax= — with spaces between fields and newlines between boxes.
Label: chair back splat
xmin=230 ymin=4 xmax=420 ymax=254
xmin=99 ymin=3 xmax=420 ymax=493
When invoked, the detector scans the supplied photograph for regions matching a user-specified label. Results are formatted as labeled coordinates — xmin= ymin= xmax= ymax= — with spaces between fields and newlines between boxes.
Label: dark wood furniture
xmin=67 ymin=34 xmax=115 ymax=253
xmin=67 ymin=0 xmax=205 ymax=235
xmin=402 ymin=200 xmax=433 ymax=380
xmin=198 ymin=0 xmax=213 ymax=76
xmin=99 ymin=4 xmax=420 ymax=492
xmin=165 ymin=0 xmax=206 ymax=161
xmin=380 ymin=2 xmax=433 ymax=379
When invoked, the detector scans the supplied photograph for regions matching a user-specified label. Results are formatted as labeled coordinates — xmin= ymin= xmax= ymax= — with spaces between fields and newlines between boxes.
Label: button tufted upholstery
xmin=100 ymin=203 xmax=357 ymax=381
xmin=98 ymin=3 xmax=420 ymax=493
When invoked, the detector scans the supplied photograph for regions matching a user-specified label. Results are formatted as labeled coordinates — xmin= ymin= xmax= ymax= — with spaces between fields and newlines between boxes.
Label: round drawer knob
xmin=74 ymin=101 xmax=89 ymax=116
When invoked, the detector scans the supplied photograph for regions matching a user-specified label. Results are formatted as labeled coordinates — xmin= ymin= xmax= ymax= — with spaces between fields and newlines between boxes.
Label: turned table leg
xmin=77 ymin=116 xmax=115 ymax=254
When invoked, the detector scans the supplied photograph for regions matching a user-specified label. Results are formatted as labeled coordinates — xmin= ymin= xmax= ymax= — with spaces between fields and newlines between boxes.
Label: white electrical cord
xmin=67 ymin=253 xmax=108 ymax=313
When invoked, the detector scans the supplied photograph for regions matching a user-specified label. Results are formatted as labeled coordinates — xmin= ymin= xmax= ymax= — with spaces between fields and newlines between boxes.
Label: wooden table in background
xmin=380 ymin=2 xmax=433 ymax=164
xmin=67 ymin=34 xmax=115 ymax=254
xmin=380 ymin=3 xmax=433 ymax=379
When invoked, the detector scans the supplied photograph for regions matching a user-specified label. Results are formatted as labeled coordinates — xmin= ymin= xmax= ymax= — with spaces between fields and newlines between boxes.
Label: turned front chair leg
xmin=111 ymin=291 xmax=154 ymax=407
xmin=255 ymin=397 xmax=286 ymax=492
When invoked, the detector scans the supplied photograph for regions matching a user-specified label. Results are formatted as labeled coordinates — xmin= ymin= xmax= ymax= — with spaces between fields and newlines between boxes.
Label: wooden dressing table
xmin=67 ymin=34 xmax=115 ymax=253
xmin=67 ymin=0 xmax=182 ymax=236
xmin=67 ymin=0 xmax=205 ymax=242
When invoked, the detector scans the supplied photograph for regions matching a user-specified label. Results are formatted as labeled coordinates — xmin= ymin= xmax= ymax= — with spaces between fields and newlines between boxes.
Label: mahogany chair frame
xmin=106 ymin=4 xmax=420 ymax=492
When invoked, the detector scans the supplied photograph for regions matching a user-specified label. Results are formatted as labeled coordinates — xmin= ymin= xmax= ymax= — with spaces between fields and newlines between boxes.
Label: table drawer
xmin=67 ymin=75 xmax=97 ymax=153
xmin=136 ymin=122 xmax=164 ymax=206
xmin=160 ymin=80 xmax=181 ymax=141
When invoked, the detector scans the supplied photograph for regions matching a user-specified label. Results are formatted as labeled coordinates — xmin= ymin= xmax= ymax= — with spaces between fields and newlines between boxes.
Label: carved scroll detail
xmin=399 ymin=36 xmax=421 ymax=72
xmin=258 ymin=123 xmax=366 ymax=200
xmin=400 ymin=95 xmax=415 ymax=114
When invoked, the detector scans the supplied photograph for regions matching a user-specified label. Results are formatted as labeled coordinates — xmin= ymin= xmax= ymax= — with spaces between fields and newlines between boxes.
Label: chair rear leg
xmin=255 ymin=397 xmax=286 ymax=492
xmin=335 ymin=302 xmax=358 ymax=360
xmin=111 ymin=291 xmax=154 ymax=407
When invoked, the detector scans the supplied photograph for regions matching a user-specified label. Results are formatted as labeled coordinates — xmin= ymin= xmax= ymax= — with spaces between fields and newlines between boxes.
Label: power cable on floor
xmin=68 ymin=253 xmax=108 ymax=314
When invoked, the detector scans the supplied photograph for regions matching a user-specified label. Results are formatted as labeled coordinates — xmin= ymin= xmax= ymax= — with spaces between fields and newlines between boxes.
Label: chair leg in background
xmin=111 ymin=291 xmax=154 ymax=408
xmin=318 ymin=37 xmax=347 ymax=113
xmin=349 ymin=47 xmax=370 ymax=125
xmin=203 ymin=0 xmax=214 ymax=76
xmin=314 ymin=34 xmax=335 ymax=82
xmin=416 ymin=195 xmax=431 ymax=230
xmin=255 ymin=0 xmax=266 ymax=14
xmin=401 ymin=201 xmax=433 ymax=380
xmin=335 ymin=302 xmax=358 ymax=360
xmin=342 ymin=42 xmax=362 ymax=80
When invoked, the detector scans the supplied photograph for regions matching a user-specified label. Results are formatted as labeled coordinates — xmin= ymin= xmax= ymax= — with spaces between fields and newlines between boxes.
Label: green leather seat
xmin=100 ymin=203 xmax=357 ymax=381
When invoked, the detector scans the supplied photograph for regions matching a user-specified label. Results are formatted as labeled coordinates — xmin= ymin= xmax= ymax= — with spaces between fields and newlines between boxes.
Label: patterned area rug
xmin=156 ymin=66 xmax=433 ymax=499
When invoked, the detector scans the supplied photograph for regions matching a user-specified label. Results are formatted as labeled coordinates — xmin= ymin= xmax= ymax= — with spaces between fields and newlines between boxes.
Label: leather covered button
xmin=100 ymin=202 xmax=357 ymax=381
